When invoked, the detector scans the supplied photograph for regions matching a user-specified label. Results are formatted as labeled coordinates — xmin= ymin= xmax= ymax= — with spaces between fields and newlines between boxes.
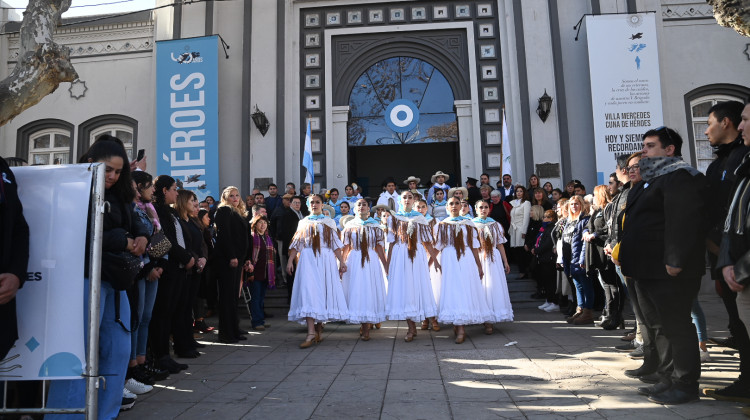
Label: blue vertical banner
xmin=156 ymin=36 xmax=219 ymax=200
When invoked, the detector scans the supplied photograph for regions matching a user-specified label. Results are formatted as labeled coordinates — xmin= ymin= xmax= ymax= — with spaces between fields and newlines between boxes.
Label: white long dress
xmin=508 ymin=199 xmax=531 ymax=247
xmin=288 ymin=216 xmax=349 ymax=324
xmin=473 ymin=217 xmax=514 ymax=322
xmin=385 ymin=211 xmax=438 ymax=321
xmin=341 ymin=218 xmax=387 ymax=324
xmin=433 ymin=218 xmax=494 ymax=325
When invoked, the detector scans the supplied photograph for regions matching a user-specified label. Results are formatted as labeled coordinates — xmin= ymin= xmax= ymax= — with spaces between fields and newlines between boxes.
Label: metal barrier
xmin=0 ymin=163 xmax=105 ymax=420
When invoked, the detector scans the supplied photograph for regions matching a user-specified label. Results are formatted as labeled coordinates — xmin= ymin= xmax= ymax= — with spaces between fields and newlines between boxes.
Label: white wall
xmin=0 ymin=52 xmax=155 ymax=160
xmin=249 ymin=0 xmax=279 ymax=190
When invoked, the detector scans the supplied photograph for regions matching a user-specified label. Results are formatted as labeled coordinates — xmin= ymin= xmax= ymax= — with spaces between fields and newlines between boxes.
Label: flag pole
xmin=500 ymin=104 xmax=505 ymax=180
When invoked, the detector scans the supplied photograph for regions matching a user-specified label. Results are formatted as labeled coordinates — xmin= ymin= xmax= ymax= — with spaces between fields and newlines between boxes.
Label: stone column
xmin=454 ymin=99 xmax=477 ymax=180
xmin=330 ymin=105 xmax=350 ymax=187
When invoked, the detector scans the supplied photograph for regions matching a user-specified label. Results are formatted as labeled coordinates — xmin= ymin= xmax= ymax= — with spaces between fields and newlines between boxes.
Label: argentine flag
xmin=302 ymin=118 xmax=314 ymax=185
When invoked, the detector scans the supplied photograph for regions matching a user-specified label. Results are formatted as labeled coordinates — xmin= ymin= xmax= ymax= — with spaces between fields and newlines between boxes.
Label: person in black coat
xmin=533 ymin=210 xmax=558 ymax=310
xmin=0 ymin=156 xmax=29 ymax=361
xmin=150 ymin=176 xmax=195 ymax=373
xmin=280 ymin=196 xmax=304 ymax=302
xmin=213 ymin=186 xmax=249 ymax=343
xmin=584 ymin=186 xmax=622 ymax=330
xmin=174 ymin=190 xmax=207 ymax=358
xmin=618 ymin=127 xmax=708 ymax=405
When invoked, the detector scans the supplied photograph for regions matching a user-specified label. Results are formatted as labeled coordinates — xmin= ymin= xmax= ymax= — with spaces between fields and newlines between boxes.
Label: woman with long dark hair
xmin=245 ymin=214 xmax=276 ymax=331
xmin=341 ymin=199 xmax=388 ymax=340
xmin=287 ymin=194 xmax=349 ymax=348
xmin=175 ymin=189 xmax=207 ymax=356
xmin=386 ymin=191 xmax=440 ymax=342
xmin=125 ymin=171 xmax=163 ymax=391
xmin=473 ymin=200 xmax=513 ymax=334
xmin=150 ymin=175 xmax=195 ymax=371
xmin=48 ymin=135 xmax=149 ymax=417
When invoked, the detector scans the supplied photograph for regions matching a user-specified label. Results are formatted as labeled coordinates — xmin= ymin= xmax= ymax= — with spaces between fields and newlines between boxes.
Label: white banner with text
xmin=586 ymin=13 xmax=664 ymax=184
xmin=1 ymin=165 xmax=90 ymax=381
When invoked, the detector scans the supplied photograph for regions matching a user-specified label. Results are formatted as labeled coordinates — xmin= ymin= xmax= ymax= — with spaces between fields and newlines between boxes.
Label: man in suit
xmin=499 ymin=173 xmax=514 ymax=202
xmin=618 ymin=127 xmax=708 ymax=405
xmin=0 ymin=156 xmax=30 ymax=361
xmin=280 ymin=196 xmax=304 ymax=302
xmin=465 ymin=177 xmax=482 ymax=207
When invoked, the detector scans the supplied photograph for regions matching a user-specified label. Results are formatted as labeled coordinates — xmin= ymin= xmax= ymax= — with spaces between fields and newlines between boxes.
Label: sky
xmin=2 ymin=0 xmax=156 ymax=19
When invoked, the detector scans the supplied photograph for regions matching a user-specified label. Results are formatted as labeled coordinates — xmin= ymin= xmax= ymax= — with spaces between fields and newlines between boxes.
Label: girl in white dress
xmin=434 ymin=197 xmax=493 ymax=344
xmin=287 ymin=194 xmax=349 ymax=348
xmin=473 ymin=200 xmax=514 ymax=335
xmin=341 ymin=199 xmax=388 ymax=341
xmin=416 ymin=198 xmax=440 ymax=332
xmin=386 ymin=191 xmax=440 ymax=342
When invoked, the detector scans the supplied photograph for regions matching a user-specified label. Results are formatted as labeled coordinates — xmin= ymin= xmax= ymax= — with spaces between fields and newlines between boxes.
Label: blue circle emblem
xmin=385 ymin=100 xmax=420 ymax=133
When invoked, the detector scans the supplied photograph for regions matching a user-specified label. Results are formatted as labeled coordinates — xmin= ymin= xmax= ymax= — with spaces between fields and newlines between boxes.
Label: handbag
xmin=102 ymin=251 xmax=143 ymax=291
xmin=147 ymin=230 xmax=172 ymax=259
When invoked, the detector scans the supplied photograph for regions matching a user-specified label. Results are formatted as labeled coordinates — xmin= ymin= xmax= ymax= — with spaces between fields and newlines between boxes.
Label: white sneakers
xmin=538 ymin=302 xmax=560 ymax=312
xmin=125 ymin=378 xmax=154 ymax=395
xmin=700 ymin=348 xmax=711 ymax=363
xmin=544 ymin=303 xmax=560 ymax=312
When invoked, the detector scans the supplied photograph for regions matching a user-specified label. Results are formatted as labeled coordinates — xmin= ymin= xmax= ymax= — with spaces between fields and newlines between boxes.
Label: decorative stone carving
xmin=662 ymin=3 xmax=714 ymax=19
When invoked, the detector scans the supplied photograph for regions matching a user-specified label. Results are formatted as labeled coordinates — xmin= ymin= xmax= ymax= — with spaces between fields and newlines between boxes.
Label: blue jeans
xmin=691 ymin=299 xmax=707 ymax=343
xmin=130 ymin=277 xmax=158 ymax=359
xmin=615 ymin=264 xmax=629 ymax=299
xmin=249 ymin=280 xmax=267 ymax=328
xmin=46 ymin=280 xmax=130 ymax=420
xmin=570 ymin=265 xmax=594 ymax=309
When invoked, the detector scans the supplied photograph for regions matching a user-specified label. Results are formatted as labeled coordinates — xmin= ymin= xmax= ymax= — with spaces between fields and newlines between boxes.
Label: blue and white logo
xmin=385 ymin=99 xmax=419 ymax=133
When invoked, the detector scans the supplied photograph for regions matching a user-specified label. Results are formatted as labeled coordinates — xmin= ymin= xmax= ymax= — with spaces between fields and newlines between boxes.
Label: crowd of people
xmin=4 ymin=100 xmax=750 ymax=418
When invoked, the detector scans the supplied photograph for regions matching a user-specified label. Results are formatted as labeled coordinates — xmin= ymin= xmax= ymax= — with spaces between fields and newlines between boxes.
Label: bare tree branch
xmin=0 ymin=0 xmax=77 ymax=127
xmin=709 ymin=0 xmax=750 ymax=37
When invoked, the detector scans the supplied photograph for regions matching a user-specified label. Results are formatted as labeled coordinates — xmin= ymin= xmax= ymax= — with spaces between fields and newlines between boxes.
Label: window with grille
xmin=29 ymin=130 xmax=71 ymax=165
xmin=690 ymin=94 xmax=743 ymax=173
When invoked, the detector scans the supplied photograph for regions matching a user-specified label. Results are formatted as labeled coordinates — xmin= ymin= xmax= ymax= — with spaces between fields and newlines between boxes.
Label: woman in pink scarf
xmin=244 ymin=215 xmax=276 ymax=331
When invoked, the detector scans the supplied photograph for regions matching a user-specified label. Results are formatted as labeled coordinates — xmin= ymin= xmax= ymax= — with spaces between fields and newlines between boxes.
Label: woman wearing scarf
xmin=434 ymin=197 xmax=493 ymax=344
xmin=287 ymin=194 xmax=348 ymax=348
xmin=473 ymin=200 xmax=513 ymax=335
xmin=385 ymin=190 xmax=440 ymax=342
xmin=341 ymin=199 xmax=388 ymax=341
xmin=245 ymin=215 xmax=276 ymax=331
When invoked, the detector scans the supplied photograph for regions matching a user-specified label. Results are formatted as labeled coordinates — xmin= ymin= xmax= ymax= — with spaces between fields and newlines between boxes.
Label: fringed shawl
xmin=289 ymin=216 xmax=342 ymax=255
xmin=434 ymin=218 xmax=477 ymax=260
xmin=388 ymin=212 xmax=433 ymax=261
xmin=342 ymin=221 xmax=384 ymax=268
xmin=472 ymin=219 xmax=505 ymax=262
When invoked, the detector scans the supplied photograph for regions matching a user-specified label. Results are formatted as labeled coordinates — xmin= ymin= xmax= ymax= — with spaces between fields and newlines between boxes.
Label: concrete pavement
xmin=120 ymin=274 xmax=746 ymax=419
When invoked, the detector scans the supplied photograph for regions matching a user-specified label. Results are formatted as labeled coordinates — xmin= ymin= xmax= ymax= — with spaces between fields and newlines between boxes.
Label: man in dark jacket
xmin=465 ymin=177 xmax=482 ymax=207
xmin=280 ymin=196 xmax=304 ymax=302
xmin=701 ymin=101 xmax=750 ymax=403
xmin=714 ymin=101 xmax=750 ymax=404
xmin=0 ymin=157 xmax=30 ymax=360
xmin=619 ymin=127 xmax=708 ymax=405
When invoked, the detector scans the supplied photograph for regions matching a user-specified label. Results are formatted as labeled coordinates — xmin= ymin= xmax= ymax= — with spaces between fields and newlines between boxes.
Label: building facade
xmin=0 ymin=0 xmax=748 ymax=197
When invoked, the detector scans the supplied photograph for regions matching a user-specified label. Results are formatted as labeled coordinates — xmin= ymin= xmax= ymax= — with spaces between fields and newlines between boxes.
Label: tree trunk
xmin=709 ymin=0 xmax=750 ymax=37
xmin=0 ymin=0 xmax=77 ymax=127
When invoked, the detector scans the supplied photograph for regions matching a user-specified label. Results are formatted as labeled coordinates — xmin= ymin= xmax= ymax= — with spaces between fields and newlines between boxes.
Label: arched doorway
xmin=347 ymin=57 xmax=460 ymax=197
